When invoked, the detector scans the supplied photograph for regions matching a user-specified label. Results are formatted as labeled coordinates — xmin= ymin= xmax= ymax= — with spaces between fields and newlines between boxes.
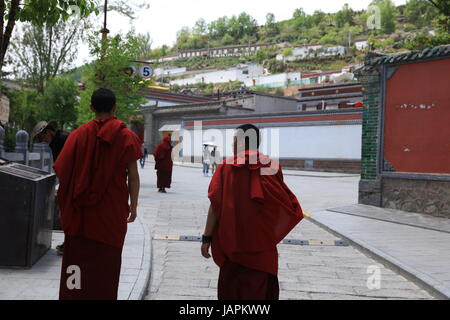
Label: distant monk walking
xmin=154 ymin=135 xmax=173 ymax=193
xmin=201 ymin=124 xmax=303 ymax=300
xmin=54 ymin=88 xmax=143 ymax=300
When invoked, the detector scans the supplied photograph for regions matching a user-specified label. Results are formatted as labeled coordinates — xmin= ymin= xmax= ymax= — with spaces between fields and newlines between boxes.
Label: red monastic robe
xmin=153 ymin=136 xmax=173 ymax=188
xmin=53 ymin=118 xmax=143 ymax=300
xmin=208 ymin=150 xmax=303 ymax=300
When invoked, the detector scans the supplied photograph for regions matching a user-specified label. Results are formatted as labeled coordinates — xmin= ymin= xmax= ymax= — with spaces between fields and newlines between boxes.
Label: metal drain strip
xmin=153 ymin=234 xmax=349 ymax=247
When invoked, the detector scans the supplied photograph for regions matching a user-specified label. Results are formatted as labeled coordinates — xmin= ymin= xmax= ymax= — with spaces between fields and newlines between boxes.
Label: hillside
xmin=146 ymin=0 xmax=448 ymax=74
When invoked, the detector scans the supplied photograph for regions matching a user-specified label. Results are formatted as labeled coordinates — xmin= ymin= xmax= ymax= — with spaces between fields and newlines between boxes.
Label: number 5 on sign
xmin=140 ymin=65 xmax=154 ymax=79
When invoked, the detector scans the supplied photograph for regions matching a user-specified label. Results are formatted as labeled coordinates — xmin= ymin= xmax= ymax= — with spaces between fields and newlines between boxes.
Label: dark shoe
xmin=56 ymin=243 xmax=64 ymax=256
xmin=161 ymin=188 xmax=167 ymax=193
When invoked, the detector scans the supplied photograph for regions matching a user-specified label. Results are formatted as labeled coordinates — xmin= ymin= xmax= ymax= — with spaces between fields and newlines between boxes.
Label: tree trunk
xmin=0 ymin=0 xmax=5 ymax=64
xmin=0 ymin=0 xmax=20 ymax=74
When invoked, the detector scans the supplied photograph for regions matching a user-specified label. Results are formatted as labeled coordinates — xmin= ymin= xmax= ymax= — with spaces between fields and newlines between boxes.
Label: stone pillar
xmin=15 ymin=130 xmax=29 ymax=166
xmin=33 ymin=143 xmax=48 ymax=171
xmin=355 ymin=66 xmax=382 ymax=206
xmin=143 ymin=106 xmax=156 ymax=152
xmin=0 ymin=126 xmax=5 ymax=158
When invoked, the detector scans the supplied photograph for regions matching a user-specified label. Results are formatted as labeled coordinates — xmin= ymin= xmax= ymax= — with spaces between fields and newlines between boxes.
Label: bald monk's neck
xmin=95 ymin=113 xmax=115 ymax=120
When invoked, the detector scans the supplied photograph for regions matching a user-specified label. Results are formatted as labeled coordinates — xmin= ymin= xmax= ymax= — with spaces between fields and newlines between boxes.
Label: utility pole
xmin=98 ymin=0 xmax=110 ymax=83
xmin=348 ymin=30 xmax=352 ymax=49
xmin=100 ymin=0 xmax=110 ymax=58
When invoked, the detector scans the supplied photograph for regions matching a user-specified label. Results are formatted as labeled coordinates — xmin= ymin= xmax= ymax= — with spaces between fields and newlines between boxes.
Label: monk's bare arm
xmin=203 ymin=205 xmax=218 ymax=237
xmin=127 ymin=161 xmax=140 ymax=223
xmin=201 ymin=205 xmax=218 ymax=259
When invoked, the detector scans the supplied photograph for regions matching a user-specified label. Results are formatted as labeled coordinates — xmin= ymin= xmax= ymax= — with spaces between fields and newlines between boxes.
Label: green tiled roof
xmin=368 ymin=44 xmax=450 ymax=66
xmin=354 ymin=44 xmax=450 ymax=75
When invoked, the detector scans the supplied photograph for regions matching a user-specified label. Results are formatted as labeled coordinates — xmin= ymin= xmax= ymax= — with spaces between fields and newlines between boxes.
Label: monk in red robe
xmin=54 ymin=88 xmax=143 ymax=300
xmin=153 ymin=135 xmax=173 ymax=193
xmin=201 ymin=124 xmax=303 ymax=300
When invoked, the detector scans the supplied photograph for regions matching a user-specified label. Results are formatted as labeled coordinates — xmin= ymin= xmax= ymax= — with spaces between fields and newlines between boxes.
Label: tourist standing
xmin=202 ymin=145 xmax=211 ymax=177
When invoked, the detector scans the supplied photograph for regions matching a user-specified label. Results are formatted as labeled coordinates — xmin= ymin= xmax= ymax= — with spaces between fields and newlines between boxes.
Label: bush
xmin=264 ymin=59 xmax=286 ymax=73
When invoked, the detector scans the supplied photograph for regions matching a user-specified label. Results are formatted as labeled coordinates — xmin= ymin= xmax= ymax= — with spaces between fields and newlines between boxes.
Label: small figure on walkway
xmin=211 ymin=146 xmax=221 ymax=175
xmin=54 ymin=88 xmax=143 ymax=300
xmin=202 ymin=144 xmax=211 ymax=177
xmin=154 ymin=135 xmax=173 ymax=193
xmin=140 ymin=146 xmax=148 ymax=169
xmin=201 ymin=124 xmax=304 ymax=300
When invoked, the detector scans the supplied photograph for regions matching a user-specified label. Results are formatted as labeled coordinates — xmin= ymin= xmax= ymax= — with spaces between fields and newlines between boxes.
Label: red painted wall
xmin=384 ymin=58 xmax=450 ymax=174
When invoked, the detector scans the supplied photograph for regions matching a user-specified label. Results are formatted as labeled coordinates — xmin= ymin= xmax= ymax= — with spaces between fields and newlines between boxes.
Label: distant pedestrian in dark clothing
xmin=154 ymin=136 xmax=173 ymax=193
xmin=140 ymin=146 xmax=148 ymax=169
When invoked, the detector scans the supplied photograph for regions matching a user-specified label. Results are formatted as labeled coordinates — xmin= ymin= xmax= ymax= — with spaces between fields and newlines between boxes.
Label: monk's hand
xmin=128 ymin=207 xmax=137 ymax=223
xmin=201 ymin=243 xmax=211 ymax=259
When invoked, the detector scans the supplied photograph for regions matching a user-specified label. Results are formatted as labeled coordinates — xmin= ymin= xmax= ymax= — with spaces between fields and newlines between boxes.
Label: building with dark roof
xmin=298 ymin=82 xmax=364 ymax=111
xmin=142 ymin=90 xmax=363 ymax=172
xmin=139 ymin=88 xmax=214 ymax=107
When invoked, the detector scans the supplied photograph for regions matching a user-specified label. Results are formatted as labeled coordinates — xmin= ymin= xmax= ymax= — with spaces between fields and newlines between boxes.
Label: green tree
xmin=405 ymin=31 xmax=450 ymax=50
xmin=425 ymin=0 xmax=450 ymax=32
xmin=426 ymin=0 xmax=450 ymax=17
xmin=371 ymin=0 xmax=397 ymax=33
xmin=194 ymin=18 xmax=208 ymax=35
xmin=264 ymin=13 xmax=279 ymax=38
xmin=208 ymin=16 xmax=229 ymax=40
xmin=77 ymin=32 xmax=148 ymax=125
xmin=0 ymin=0 xmax=98 ymax=74
xmin=102 ymin=0 xmax=150 ymax=19
xmin=264 ymin=59 xmax=285 ymax=73
xmin=40 ymin=77 xmax=79 ymax=130
xmin=5 ymin=88 xmax=42 ymax=133
xmin=1 ymin=85 xmax=45 ymax=151
xmin=282 ymin=48 xmax=293 ymax=57
xmin=255 ymin=47 xmax=268 ymax=64
xmin=136 ymin=33 xmax=153 ymax=60
xmin=11 ymin=17 xmax=89 ymax=93
xmin=335 ymin=4 xmax=354 ymax=28
xmin=293 ymin=8 xmax=307 ymax=19
xmin=405 ymin=0 xmax=438 ymax=28
xmin=311 ymin=10 xmax=327 ymax=26
xmin=221 ymin=33 xmax=235 ymax=45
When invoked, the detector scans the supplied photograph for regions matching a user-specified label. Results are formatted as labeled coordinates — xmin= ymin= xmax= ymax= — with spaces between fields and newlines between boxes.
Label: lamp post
xmin=100 ymin=0 xmax=110 ymax=60
xmin=101 ymin=0 xmax=110 ymax=42
xmin=97 ymin=0 xmax=110 ymax=84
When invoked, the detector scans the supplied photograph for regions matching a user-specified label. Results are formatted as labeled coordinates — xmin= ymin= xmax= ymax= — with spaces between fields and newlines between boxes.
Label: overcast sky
xmin=76 ymin=0 xmax=407 ymax=66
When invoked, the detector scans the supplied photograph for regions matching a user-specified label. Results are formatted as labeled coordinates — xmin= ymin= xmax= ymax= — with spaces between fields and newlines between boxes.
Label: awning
xmin=159 ymin=124 xmax=181 ymax=132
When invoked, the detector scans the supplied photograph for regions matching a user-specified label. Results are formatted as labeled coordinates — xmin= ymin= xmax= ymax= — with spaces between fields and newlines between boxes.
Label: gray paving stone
xmin=353 ymin=287 xmax=433 ymax=299
xmin=309 ymin=293 xmax=389 ymax=300
xmin=280 ymin=282 xmax=359 ymax=295
xmin=141 ymin=164 xmax=436 ymax=300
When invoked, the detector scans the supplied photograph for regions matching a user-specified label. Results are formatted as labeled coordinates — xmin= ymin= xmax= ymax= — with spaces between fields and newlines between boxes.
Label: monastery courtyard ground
xmin=138 ymin=162 xmax=435 ymax=300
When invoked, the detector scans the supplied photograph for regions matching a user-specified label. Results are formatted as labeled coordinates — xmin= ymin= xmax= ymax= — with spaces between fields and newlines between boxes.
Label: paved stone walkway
xmin=311 ymin=208 xmax=450 ymax=299
xmin=0 ymin=217 xmax=150 ymax=300
xmin=139 ymin=163 xmax=435 ymax=300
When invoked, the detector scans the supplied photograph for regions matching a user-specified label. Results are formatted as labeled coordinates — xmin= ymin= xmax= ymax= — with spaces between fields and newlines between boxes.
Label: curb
xmin=171 ymin=162 xmax=359 ymax=178
xmin=307 ymin=214 xmax=449 ymax=300
xmin=128 ymin=216 xmax=152 ymax=300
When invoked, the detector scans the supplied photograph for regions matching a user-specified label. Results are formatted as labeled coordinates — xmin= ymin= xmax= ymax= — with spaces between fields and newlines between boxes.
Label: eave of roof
xmin=356 ymin=45 xmax=450 ymax=74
